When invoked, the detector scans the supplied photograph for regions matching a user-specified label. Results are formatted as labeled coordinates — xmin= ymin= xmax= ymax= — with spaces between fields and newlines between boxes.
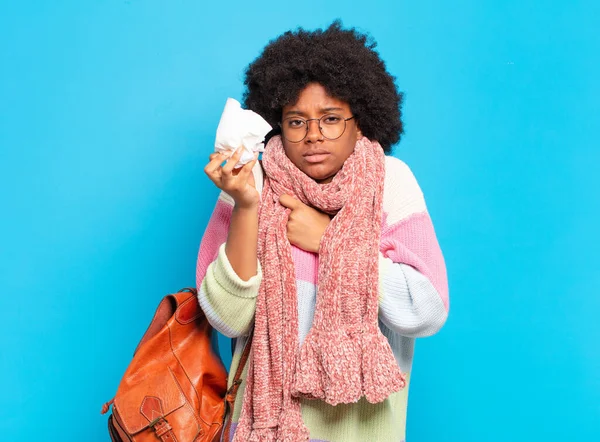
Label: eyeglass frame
xmin=278 ymin=114 xmax=356 ymax=143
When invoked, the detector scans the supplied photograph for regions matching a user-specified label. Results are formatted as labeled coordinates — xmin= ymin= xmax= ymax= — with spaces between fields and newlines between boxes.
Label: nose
xmin=305 ymin=119 xmax=323 ymax=143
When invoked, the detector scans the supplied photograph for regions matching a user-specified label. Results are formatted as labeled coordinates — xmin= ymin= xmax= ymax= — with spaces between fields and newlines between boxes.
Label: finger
xmin=249 ymin=150 xmax=260 ymax=165
xmin=209 ymin=152 xmax=227 ymax=161
xmin=238 ymin=151 xmax=259 ymax=177
xmin=230 ymin=152 xmax=258 ymax=183
xmin=279 ymin=194 xmax=300 ymax=210
xmin=204 ymin=152 xmax=228 ymax=175
xmin=222 ymin=146 xmax=245 ymax=175
xmin=205 ymin=170 xmax=222 ymax=187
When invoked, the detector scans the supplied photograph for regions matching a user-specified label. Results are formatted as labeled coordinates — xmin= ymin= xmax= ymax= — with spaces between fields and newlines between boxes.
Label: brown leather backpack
xmin=101 ymin=287 xmax=249 ymax=442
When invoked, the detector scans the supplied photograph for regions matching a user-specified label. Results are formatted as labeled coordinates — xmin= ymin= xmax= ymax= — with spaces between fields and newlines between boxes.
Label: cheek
xmin=336 ymin=133 xmax=358 ymax=161
xmin=282 ymin=144 xmax=302 ymax=167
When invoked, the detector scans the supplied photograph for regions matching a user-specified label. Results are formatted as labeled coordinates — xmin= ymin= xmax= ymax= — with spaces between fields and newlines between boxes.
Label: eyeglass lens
xmin=281 ymin=114 xmax=349 ymax=142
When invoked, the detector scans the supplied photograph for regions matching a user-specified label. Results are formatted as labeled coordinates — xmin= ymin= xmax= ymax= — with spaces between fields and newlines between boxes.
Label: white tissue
xmin=214 ymin=98 xmax=272 ymax=168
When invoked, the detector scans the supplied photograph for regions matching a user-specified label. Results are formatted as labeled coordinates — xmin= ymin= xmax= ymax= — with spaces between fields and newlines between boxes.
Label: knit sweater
xmin=196 ymin=156 xmax=449 ymax=442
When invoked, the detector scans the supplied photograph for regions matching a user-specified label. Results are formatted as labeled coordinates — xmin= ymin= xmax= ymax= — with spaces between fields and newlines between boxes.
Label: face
xmin=281 ymin=83 xmax=362 ymax=184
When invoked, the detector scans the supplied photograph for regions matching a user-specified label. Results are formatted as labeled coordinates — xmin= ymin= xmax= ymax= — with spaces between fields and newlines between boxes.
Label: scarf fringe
xmin=232 ymin=419 xmax=278 ymax=442
xmin=231 ymin=420 xmax=250 ymax=442
xmin=249 ymin=429 xmax=278 ymax=442
xmin=276 ymin=409 xmax=311 ymax=442
xmin=293 ymin=328 xmax=406 ymax=406
xmin=361 ymin=329 xmax=407 ymax=403
xmin=233 ymin=412 xmax=310 ymax=442
xmin=289 ymin=329 xmax=353 ymax=405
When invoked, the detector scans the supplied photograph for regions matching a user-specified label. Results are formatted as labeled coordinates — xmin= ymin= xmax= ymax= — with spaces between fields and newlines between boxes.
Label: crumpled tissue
xmin=214 ymin=98 xmax=272 ymax=168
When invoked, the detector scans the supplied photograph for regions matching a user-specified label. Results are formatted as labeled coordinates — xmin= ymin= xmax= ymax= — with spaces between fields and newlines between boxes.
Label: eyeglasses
xmin=279 ymin=114 xmax=356 ymax=143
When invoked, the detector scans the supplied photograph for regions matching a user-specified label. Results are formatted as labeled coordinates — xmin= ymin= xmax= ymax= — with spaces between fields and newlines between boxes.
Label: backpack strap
xmin=222 ymin=332 xmax=253 ymax=441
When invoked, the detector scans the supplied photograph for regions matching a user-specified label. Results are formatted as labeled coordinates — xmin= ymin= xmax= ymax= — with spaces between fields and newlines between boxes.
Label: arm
xmin=377 ymin=157 xmax=449 ymax=338
xmin=196 ymin=193 xmax=260 ymax=338
xmin=197 ymin=149 xmax=262 ymax=337
xmin=226 ymin=204 xmax=259 ymax=281
xmin=378 ymin=255 xmax=447 ymax=338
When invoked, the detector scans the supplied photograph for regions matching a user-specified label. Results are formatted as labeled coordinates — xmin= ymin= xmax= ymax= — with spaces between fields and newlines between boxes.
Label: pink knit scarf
xmin=233 ymin=135 xmax=406 ymax=442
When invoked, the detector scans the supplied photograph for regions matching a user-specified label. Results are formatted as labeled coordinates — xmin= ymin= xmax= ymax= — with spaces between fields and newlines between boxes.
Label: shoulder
xmin=383 ymin=156 xmax=422 ymax=195
xmin=382 ymin=155 xmax=428 ymax=224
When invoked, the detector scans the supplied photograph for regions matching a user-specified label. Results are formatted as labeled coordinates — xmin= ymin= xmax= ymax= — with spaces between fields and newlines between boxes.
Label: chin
xmin=302 ymin=165 xmax=336 ymax=183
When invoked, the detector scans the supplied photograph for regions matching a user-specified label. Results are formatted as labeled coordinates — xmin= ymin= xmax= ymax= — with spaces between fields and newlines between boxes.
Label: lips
xmin=303 ymin=150 xmax=330 ymax=163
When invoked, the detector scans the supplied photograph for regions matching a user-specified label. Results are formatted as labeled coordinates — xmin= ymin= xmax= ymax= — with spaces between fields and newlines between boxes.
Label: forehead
xmin=283 ymin=83 xmax=350 ymax=113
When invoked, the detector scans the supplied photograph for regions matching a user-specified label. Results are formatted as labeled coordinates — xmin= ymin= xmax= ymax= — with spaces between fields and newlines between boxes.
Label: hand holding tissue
xmin=214 ymin=98 xmax=272 ymax=168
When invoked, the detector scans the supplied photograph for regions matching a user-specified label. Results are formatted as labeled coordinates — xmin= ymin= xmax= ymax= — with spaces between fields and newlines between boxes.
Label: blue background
xmin=1 ymin=1 xmax=598 ymax=440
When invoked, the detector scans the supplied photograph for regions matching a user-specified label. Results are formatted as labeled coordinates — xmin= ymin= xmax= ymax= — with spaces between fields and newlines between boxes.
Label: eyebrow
xmin=283 ymin=107 xmax=345 ymax=117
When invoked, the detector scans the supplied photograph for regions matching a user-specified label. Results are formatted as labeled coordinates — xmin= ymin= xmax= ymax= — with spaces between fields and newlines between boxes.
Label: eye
xmin=287 ymin=119 xmax=306 ymax=128
xmin=322 ymin=115 xmax=342 ymax=125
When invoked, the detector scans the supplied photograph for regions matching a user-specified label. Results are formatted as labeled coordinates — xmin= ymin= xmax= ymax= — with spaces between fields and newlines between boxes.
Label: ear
xmin=355 ymin=121 xmax=363 ymax=139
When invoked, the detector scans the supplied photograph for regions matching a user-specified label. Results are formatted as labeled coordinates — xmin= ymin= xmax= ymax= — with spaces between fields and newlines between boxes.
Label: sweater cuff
xmin=212 ymin=243 xmax=262 ymax=298
xmin=378 ymin=252 xmax=398 ymax=303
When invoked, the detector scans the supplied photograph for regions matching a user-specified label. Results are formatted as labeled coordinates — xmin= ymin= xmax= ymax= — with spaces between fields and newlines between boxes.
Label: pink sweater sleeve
xmin=380 ymin=212 xmax=449 ymax=311
xmin=376 ymin=156 xmax=449 ymax=338
xmin=379 ymin=156 xmax=449 ymax=310
xmin=195 ymin=192 xmax=234 ymax=290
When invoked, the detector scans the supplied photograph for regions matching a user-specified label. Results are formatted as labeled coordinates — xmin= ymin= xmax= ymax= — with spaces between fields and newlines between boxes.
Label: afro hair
xmin=242 ymin=20 xmax=404 ymax=153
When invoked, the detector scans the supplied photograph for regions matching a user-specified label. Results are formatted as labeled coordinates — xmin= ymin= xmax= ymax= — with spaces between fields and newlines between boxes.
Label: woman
xmin=197 ymin=21 xmax=449 ymax=442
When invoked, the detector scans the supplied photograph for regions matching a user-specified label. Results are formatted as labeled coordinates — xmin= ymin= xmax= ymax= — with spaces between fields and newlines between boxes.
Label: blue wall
xmin=1 ymin=1 xmax=598 ymax=440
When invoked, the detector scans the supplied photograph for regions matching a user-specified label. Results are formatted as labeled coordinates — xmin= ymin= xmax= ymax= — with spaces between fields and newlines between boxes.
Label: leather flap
xmin=175 ymin=295 xmax=203 ymax=324
xmin=114 ymin=368 xmax=186 ymax=434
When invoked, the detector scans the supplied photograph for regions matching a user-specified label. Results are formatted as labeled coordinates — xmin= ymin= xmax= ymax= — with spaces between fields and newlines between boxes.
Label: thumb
xmin=279 ymin=194 xmax=299 ymax=210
